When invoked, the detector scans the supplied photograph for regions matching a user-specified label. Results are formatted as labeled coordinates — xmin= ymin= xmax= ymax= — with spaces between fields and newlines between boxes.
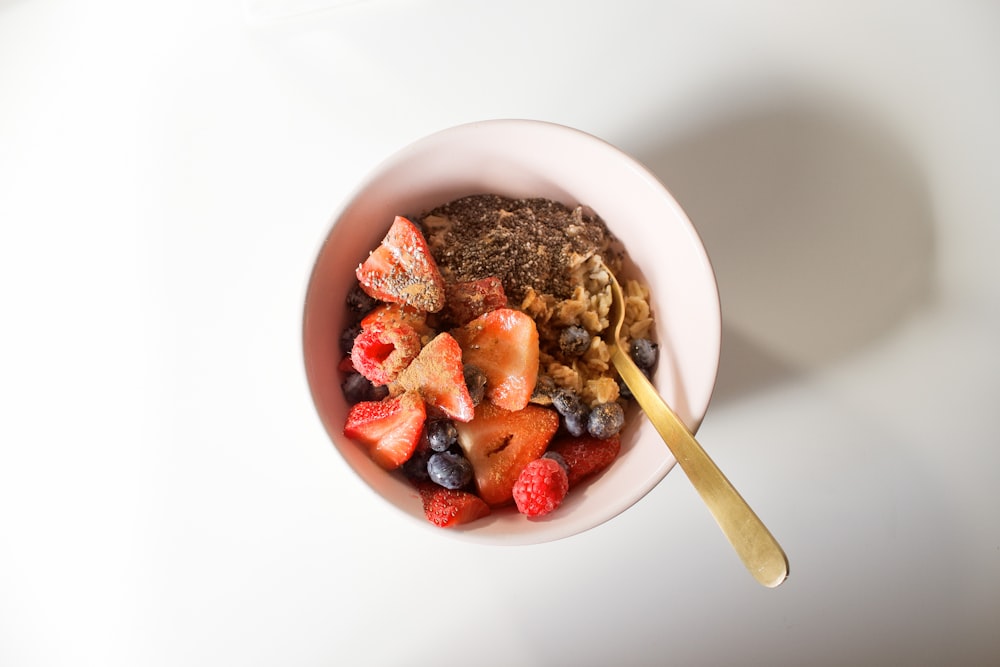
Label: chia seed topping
xmin=415 ymin=194 xmax=618 ymax=302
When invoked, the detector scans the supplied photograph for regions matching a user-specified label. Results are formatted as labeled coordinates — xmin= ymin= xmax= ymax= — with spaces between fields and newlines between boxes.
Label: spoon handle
xmin=612 ymin=352 xmax=789 ymax=588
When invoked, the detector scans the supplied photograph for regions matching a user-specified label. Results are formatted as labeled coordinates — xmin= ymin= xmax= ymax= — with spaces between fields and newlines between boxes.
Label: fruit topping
xmin=425 ymin=419 xmax=459 ymax=452
xmin=463 ymin=365 xmax=488 ymax=406
xmin=550 ymin=388 xmax=589 ymax=437
xmin=341 ymin=371 xmax=389 ymax=405
xmin=454 ymin=401 xmax=560 ymax=507
xmin=346 ymin=282 xmax=378 ymax=315
xmin=417 ymin=482 xmax=491 ymax=528
xmin=558 ymin=325 xmax=592 ymax=357
xmin=512 ymin=457 xmax=570 ymax=518
xmin=391 ymin=332 xmax=475 ymax=422
xmin=427 ymin=451 xmax=474 ymax=490
xmin=361 ymin=302 xmax=432 ymax=338
xmin=444 ymin=276 xmax=508 ymax=325
xmin=587 ymin=401 xmax=625 ymax=439
xmin=541 ymin=450 xmax=570 ymax=476
xmin=548 ymin=434 xmax=622 ymax=486
xmin=401 ymin=445 xmax=433 ymax=483
xmin=356 ymin=216 xmax=446 ymax=312
xmin=629 ymin=337 xmax=658 ymax=371
xmin=343 ymin=391 xmax=427 ymax=470
xmin=455 ymin=308 xmax=539 ymax=412
xmin=350 ymin=319 xmax=422 ymax=386
xmin=340 ymin=323 xmax=362 ymax=355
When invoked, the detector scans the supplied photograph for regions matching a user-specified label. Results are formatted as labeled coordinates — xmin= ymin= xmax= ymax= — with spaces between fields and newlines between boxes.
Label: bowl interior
xmin=303 ymin=120 xmax=720 ymax=545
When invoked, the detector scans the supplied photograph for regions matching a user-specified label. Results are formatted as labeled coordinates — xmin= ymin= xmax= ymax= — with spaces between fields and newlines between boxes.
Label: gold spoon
xmin=602 ymin=262 xmax=789 ymax=588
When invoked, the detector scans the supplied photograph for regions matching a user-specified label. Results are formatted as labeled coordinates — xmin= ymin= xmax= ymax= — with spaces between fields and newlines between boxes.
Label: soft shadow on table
xmin=633 ymin=99 xmax=936 ymax=404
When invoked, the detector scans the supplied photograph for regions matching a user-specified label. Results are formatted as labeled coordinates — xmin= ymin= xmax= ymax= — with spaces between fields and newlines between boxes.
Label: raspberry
xmin=512 ymin=458 xmax=569 ymax=518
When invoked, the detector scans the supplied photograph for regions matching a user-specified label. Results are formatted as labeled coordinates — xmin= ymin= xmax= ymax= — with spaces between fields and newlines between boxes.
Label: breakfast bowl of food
xmin=302 ymin=119 xmax=721 ymax=545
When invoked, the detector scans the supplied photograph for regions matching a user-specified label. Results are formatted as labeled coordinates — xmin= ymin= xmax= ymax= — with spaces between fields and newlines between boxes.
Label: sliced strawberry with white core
xmin=356 ymin=216 xmax=446 ymax=313
xmin=391 ymin=332 xmax=475 ymax=422
xmin=455 ymin=401 xmax=560 ymax=507
xmin=455 ymin=308 xmax=539 ymax=412
xmin=343 ymin=391 xmax=426 ymax=469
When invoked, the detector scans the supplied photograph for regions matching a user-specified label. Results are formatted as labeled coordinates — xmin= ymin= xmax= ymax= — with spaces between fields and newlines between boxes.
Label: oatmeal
xmin=341 ymin=196 xmax=658 ymax=526
xmin=414 ymin=194 xmax=654 ymax=407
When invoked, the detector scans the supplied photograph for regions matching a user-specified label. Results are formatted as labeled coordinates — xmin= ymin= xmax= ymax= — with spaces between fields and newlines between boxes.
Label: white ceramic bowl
xmin=303 ymin=119 xmax=720 ymax=545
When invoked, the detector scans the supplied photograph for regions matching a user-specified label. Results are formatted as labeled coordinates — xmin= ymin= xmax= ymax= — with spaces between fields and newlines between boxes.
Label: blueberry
xmin=341 ymin=372 xmax=386 ymax=404
xmin=542 ymin=451 xmax=570 ymax=476
xmin=551 ymin=388 xmax=584 ymax=417
xmin=425 ymin=419 xmax=458 ymax=452
xmin=563 ymin=410 xmax=588 ymax=437
xmin=617 ymin=367 xmax=650 ymax=401
xmin=401 ymin=447 xmax=432 ymax=482
xmin=532 ymin=374 xmax=556 ymax=402
xmin=559 ymin=325 xmax=591 ymax=357
xmin=346 ymin=283 xmax=377 ymax=314
xmin=427 ymin=451 xmax=473 ymax=489
xmin=629 ymin=338 xmax=658 ymax=371
xmin=464 ymin=365 xmax=488 ymax=406
xmin=552 ymin=389 xmax=589 ymax=437
xmin=617 ymin=377 xmax=633 ymax=400
xmin=340 ymin=323 xmax=362 ymax=355
xmin=588 ymin=402 xmax=625 ymax=439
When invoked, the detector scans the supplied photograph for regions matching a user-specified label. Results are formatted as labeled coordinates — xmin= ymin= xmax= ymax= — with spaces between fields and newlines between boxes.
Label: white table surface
xmin=2 ymin=1 xmax=999 ymax=665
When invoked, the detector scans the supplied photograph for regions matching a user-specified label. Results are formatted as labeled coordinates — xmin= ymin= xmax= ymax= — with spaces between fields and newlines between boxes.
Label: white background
xmin=2 ymin=1 xmax=999 ymax=665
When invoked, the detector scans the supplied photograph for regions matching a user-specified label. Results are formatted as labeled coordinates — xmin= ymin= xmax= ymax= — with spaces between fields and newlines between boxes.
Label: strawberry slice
xmin=455 ymin=401 xmax=560 ymax=507
xmin=444 ymin=277 xmax=508 ymax=326
xmin=356 ymin=216 xmax=446 ymax=313
xmin=547 ymin=434 xmax=622 ymax=486
xmin=417 ymin=482 xmax=491 ymax=528
xmin=454 ymin=308 xmax=539 ymax=412
xmin=391 ymin=332 xmax=475 ymax=422
xmin=361 ymin=302 xmax=432 ymax=338
xmin=350 ymin=319 xmax=421 ymax=386
xmin=344 ymin=391 xmax=426 ymax=469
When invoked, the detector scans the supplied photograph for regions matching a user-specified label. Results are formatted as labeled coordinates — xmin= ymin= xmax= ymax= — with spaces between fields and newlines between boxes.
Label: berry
xmin=340 ymin=323 xmax=362 ymax=355
xmin=454 ymin=401 xmax=560 ymax=507
xmin=356 ymin=215 xmax=446 ymax=312
xmin=531 ymin=374 xmax=556 ymax=402
xmin=444 ymin=276 xmax=508 ymax=325
xmin=391 ymin=332 xmax=475 ymax=422
xmin=425 ymin=419 xmax=458 ymax=452
xmin=401 ymin=446 xmax=432 ymax=482
xmin=341 ymin=371 xmax=388 ymax=405
xmin=350 ymin=319 xmax=422 ymax=386
xmin=551 ymin=388 xmax=588 ymax=437
xmin=617 ymin=377 xmax=632 ymax=400
xmin=427 ymin=451 xmax=474 ymax=489
xmin=346 ymin=282 xmax=378 ymax=314
xmin=512 ymin=458 xmax=569 ymax=517
xmin=454 ymin=308 xmax=540 ymax=412
xmin=361 ymin=302 xmax=431 ymax=337
xmin=559 ymin=325 xmax=591 ymax=357
xmin=463 ymin=365 xmax=487 ymax=406
xmin=417 ymin=482 xmax=491 ymax=528
xmin=629 ymin=338 xmax=658 ymax=371
xmin=551 ymin=388 xmax=583 ymax=416
xmin=548 ymin=434 xmax=622 ymax=486
xmin=587 ymin=401 xmax=625 ymax=439
xmin=541 ymin=451 xmax=570 ymax=476
xmin=563 ymin=411 xmax=588 ymax=438
xmin=343 ymin=391 xmax=426 ymax=470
